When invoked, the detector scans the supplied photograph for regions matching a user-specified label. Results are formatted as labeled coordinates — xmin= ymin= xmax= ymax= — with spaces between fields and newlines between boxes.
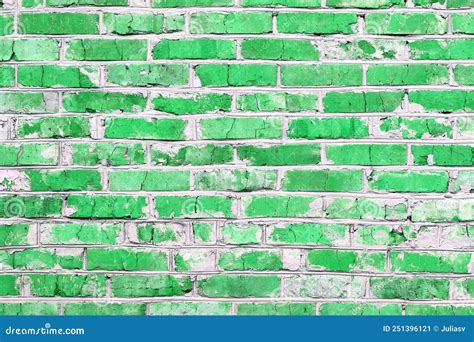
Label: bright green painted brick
xmin=237 ymin=303 xmax=315 ymax=315
xmin=244 ymin=196 xmax=322 ymax=218
xmin=411 ymin=145 xmax=473 ymax=166
xmin=41 ymin=223 xmax=123 ymax=245
xmin=410 ymin=39 xmax=474 ymax=60
xmin=190 ymin=12 xmax=272 ymax=34
xmin=0 ymin=92 xmax=57 ymax=113
xmin=64 ymin=303 xmax=146 ymax=316
xmin=196 ymin=64 xmax=277 ymax=87
xmin=150 ymin=302 xmax=232 ymax=315
xmin=26 ymin=274 xmax=106 ymax=297
xmin=7 ymin=39 xmax=60 ymax=61
xmin=281 ymin=65 xmax=362 ymax=86
xmin=369 ymin=170 xmax=448 ymax=193
xmin=0 ymin=275 xmax=21 ymax=296
xmin=307 ymin=250 xmax=386 ymax=272
xmin=66 ymin=39 xmax=147 ymax=61
xmin=458 ymin=117 xmax=474 ymax=138
xmin=195 ymin=170 xmax=277 ymax=191
xmin=135 ymin=223 xmax=186 ymax=245
xmin=322 ymin=40 xmax=404 ymax=60
xmin=104 ymin=118 xmax=186 ymax=140
xmin=455 ymin=278 xmax=474 ymax=298
xmin=153 ymin=0 xmax=232 ymax=7
xmin=0 ymin=66 xmax=14 ymax=86
xmin=26 ymin=170 xmax=102 ymax=191
xmin=193 ymin=223 xmax=215 ymax=244
xmin=0 ymin=144 xmax=58 ymax=166
xmin=367 ymin=64 xmax=448 ymax=85
xmin=219 ymin=250 xmax=283 ymax=270
xmin=455 ymin=65 xmax=474 ymax=85
xmin=107 ymin=64 xmax=188 ymax=87
xmin=221 ymin=223 xmax=262 ymax=244
xmin=200 ymin=117 xmax=282 ymax=140
xmin=242 ymin=0 xmax=320 ymax=6
xmin=412 ymin=199 xmax=473 ymax=222
xmin=327 ymin=0 xmax=402 ymax=7
xmin=46 ymin=0 xmax=128 ymax=5
xmin=269 ymin=223 xmax=349 ymax=245
xmin=287 ymin=118 xmax=369 ymax=139
xmin=237 ymin=144 xmax=320 ymax=166
xmin=87 ymin=248 xmax=168 ymax=271
xmin=326 ymin=197 xmax=407 ymax=220
xmin=19 ymin=13 xmax=99 ymax=34
xmin=65 ymin=195 xmax=147 ymax=219
xmin=111 ymin=275 xmax=192 ymax=297
xmin=380 ymin=117 xmax=452 ymax=139
xmin=277 ymin=13 xmax=357 ymax=34
xmin=452 ymin=14 xmax=474 ymax=33
xmin=155 ymin=196 xmax=234 ymax=218
xmin=153 ymin=39 xmax=236 ymax=59
xmin=109 ymin=170 xmax=190 ymax=191
xmin=68 ymin=143 xmax=145 ymax=166
xmin=242 ymin=39 xmax=319 ymax=61
xmin=282 ymin=170 xmax=363 ymax=192
xmin=104 ymin=13 xmax=184 ymax=35
xmin=370 ymin=277 xmax=449 ymax=300
xmin=63 ymin=92 xmax=146 ymax=113
xmin=326 ymin=144 xmax=407 ymax=165
xmin=323 ymin=92 xmax=404 ymax=113
xmin=319 ymin=303 xmax=402 ymax=315
xmin=19 ymin=65 xmax=98 ymax=88
xmin=198 ymin=275 xmax=281 ymax=297
xmin=16 ymin=117 xmax=91 ymax=138
xmin=390 ymin=251 xmax=471 ymax=274
xmin=353 ymin=225 xmax=413 ymax=246
xmin=22 ymin=0 xmax=43 ymax=7
xmin=365 ymin=13 xmax=447 ymax=35
xmin=238 ymin=93 xmax=317 ymax=112
xmin=0 ymin=303 xmax=59 ymax=316
xmin=152 ymin=144 xmax=234 ymax=166
xmin=152 ymin=94 xmax=231 ymax=114
xmin=0 ymin=248 xmax=83 ymax=270
xmin=0 ymin=224 xmax=32 ymax=246
xmin=408 ymin=91 xmax=474 ymax=112
xmin=0 ymin=15 xmax=13 ymax=36
xmin=405 ymin=305 xmax=474 ymax=316
xmin=0 ymin=196 xmax=62 ymax=218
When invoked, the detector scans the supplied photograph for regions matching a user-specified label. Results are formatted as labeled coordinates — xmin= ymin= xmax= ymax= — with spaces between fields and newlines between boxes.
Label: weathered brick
xmin=198 ymin=275 xmax=280 ymax=297
xmin=199 ymin=117 xmax=282 ymax=140
xmin=0 ymin=224 xmax=33 ymax=246
xmin=237 ymin=144 xmax=320 ymax=166
xmin=65 ymin=195 xmax=148 ymax=219
xmin=370 ymin=277 xmax=449 ymax=299
xmin=323 ymin=92 xmax=404 ymax=113
xmin=237 ymin=302 xmax=315 ymax=315
xmin=104 ymin=13 xmax=184 ymax=35
xmin=0 ymin=303 xmax=59 ymax=315
xmin=104 ymin=118 xmax=187 ymax=140
xmin=327 ymin=0 xmax=401 ymax=7
xmin=412 ymin=199 xmax=473 ymax=222
xmin=242 ymin=0 xmax=320 ymax=6
xmin=63 ymin=92 xmax=146 ymax=113
xmin=221 ymin=223 xmax=263 ymax=245
xmin=66 ymin=143 xmax=145 ymax=166
xmin=287 ymin=118 xmax=369 ymax=139
xmin=241 ymin=39 xmax=319 ymax=61
xmin=282 ymin=170 xmax=363 ymax=192
xmin=109 ymin=170 xmax=190 ymax=191
xmin=411 ymin=145 xmax=472 ymax=166
xmin=152 ymin=144 xmax=233 ymax=166
xmin=307 ymin=250 xmax=386 ymax=272
xmin=452 ymin=13 xmax=474 ymax=34
xmin=155 ymin=196 xmax=234 ymax=218
xmin=111 ymin=275 xmax=192 ymax=297
xmin=19 ymin=65 xmax=99 ymax=88
xmin=152 ymin=94 xmax=231 ymax=114
xmin=238 ymin=93 xmax=317 ymax=112
xmin=320 ymin=303 xmax=401 ymax=315
xmin=26 ymin=274 xmax=106 ymax=297
xmin=0 ymin=196 xmax=62 ymax=218
xmin=19 ymin=13 xmax=99 ymax=34
xmin=194 ymin=170 xmax=277 ymax=191
xmin=365 ymin=13 xmax=447 ymax=35
xmin=282 ymin=65 xmax=362 ymax=86
xmin=0 ymin=248 xmax=83 ymax=270
xmin=150 ymin=302 xmax=231 ymax=315
xmin=195 ymin=64 xmax=277 ymax=87
xmin=87 ymin=248 xmax=168 ymax=271
xmin=152 ymin=0 xmax=232 ymax=7
xmin=64 ymin=303 xmax=145 ymax=316
xmin=133 ymin=223 xmax=186 ymax=245
xmin=243 ymin=196 xmax=322 ymax=218
xmin=16 ymin=117 xmax=90 ymax=138
xmin=390 ymin=251 xmax=471 ymax=273
xmin=107 ymin=64 xmax=188 ymax=87
xmin=368 ymin=170 xmax=449 ymax=193
xmin=367 ymin=64 xmax=448 ymax=85
xmin=326 ymin=144 xmax=407 ymax=165
xmin=283 ymin=275 xmax=366 ymax=298
xmin=66 ymin=39 xmax=147 ymax=61
xmin=153 ymin=39 xmax=236 ymax=59
xmin=0 ymin=92 xmax=57 ymax=113
xmin=268 ymin=223 xmax=349 ymax=246
xmin=277 ymin=13 xmax=357 ymax=34
xmin=41 ymin=223 xmax=123 ymax=245
xmin=219 ymin=249 xmax=283 ymax=270
xmin=190 ymin=12 xmax=272 ymax=34
xmin=408 ymin=91 xmax=474 ymax=112
xmin=410 ymin=39 xmax=474 ymax=60
xmin=0 ymin=144 xmax=58 ymax=166
xmin=326 ymin=197 xmax=407 ymax=220
xmin=454 ymin=65 xmax=474 ymax=85
xmin=379 ymin=117 xmax=452 ymax=139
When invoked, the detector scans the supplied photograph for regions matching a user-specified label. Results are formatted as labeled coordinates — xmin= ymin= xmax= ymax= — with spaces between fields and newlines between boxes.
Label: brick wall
xmin=0 ymin=0 xmax=473 ymax=316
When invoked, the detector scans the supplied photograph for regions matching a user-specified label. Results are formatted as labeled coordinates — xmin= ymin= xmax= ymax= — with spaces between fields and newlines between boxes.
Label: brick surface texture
xmin=0 ymin=0 xmax=472 ymax=316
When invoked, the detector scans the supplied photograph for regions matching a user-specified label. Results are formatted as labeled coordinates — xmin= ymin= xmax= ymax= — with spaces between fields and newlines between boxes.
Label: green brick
xmin=66 ymin=39 xmax=147 ymax=61
xmin=408 ymin=91 xmax=474 ymax=112
xmin=242 ymin=39 xmax=319 ymax=61
xmin=237 ymin=303 xmax=315 ymax=315
xmin=0 ymin=275 xmax=20 ymax=296
xmin=353 ymin=225 xmax=413 ymax=247
xmin=135 ymin=223 xmax=186 ymax=245
xmin=450 ymin=171 xmax=474 ymax=193
xmin=0 ymin=196 xmax=62 ymax=218
xmin=18 ymin=65 xmax=99 ymax=88
xmin=455 ymin=65 xmax=474 ymax=85
xmin=153 ymin=39 xmax=236 ymax=59
xmin=64 ymin=303 xmax=146 ymax=316
xmin=326 ymin=197 xmax=407 ymax=220
xmin=46 ymin=0 xmax=128 ymax=5
xmin=0 ymin=248 xmax=83 ymax=270
xmin=63 ymin=92 xmax=146 ymax=113
xmin=326 ymin=144 xmax=407 ymax=165
xmin=174 ymin=249 xmax=215 ymax=271
xmin=16 ymin=117 xmax=91 ymax=139
xmin=0 ymin=224 xmax=32 ymax=246
xmin=0 ymin=303 xmax=59 ymax=316
xmin=0 ymin=66 xmax=14 ymax=86
xmin=87 ymin=248 xmax=168 ymax=271
xmin=22 ymin=0 xmax=43 ymax=7
xmin=65 ymin=195 xmax=147 ymax=219
xmin=365 ymin=13 xmax=447 ymax=35
xmin=193 ymin=222 xmax=215 ymax=244
xmin=390 ymin=251 xmax=471 ymax=274
xmin=198 ymin=275 xmax=280 ymax=297
xmin=447 ymin=0 xmax=474 ymax=8
xmin=190 ymin=12 xmax=272 ymax=34
xmin=244 ymin=196 xmax=322 ymax=218
xmin=104 ymin=118 xmax=186 ymax=140
xmin=282 ymin=170 xmax=363 ymax=192
xmin=67 ymin=143 xmax=145 ymax=166
xmin=19 ymin=13 xmax=99 ymax=34
xmin=200 ymin=117 xmax=281 ymax=140
xmin=152 ymin=94 xmax=231 ymax=115
xmin=219 ymin=250 xmax=282 ymax=271
xmin=269 ymin=223 xmax=349 ymax=245
xmin=327 ymin=0 xmax=401 ymax=7
xmin=412 ymin=199 xmax=473 ymax=222
xmin=0 ymin=144 xmax=58 ymax=166
xmin=152 ymin=144 xmax=233 ymax=166
xmin=109 ymin=170 xmax=190 ymax=191
xmin=195 ymin=64 xmax=277 ymax=87
xmin=369 ymin=170 xmax=448 ymax=193
xmin=277 ymin=13 xmax=357 ymax=34
xmin=150 ymin=302 xmax=231 ymax=315
xmin=41 ymin=223 xmax=123 ymax=245
xmin=111 ymin=275 xmax=192 ymax=297
xmin=237 ymin=144 xmax=320 ymax=166
xmin=282 ymin=275 xmax=366 ymax=298
xmin=281 ymin=65 xmax=362 ymax=86
xmin=155 ymin=196 xmax=234 ymax=218
xmin=26 ymin=274 xmax=106 ymax=297
xmin=458 ymin=118 xmax=474 ymax=138
xmin=8 ymin=39 xmax=60 ymax=61
xmin=287 ymin=118 xmax=369 ymax=139
xmin=0 ymin=15 xmax=13 ymax=36
xmin=319 ymin=303 xmax=401 ymax=315
xmin=153 ymin=0 xmax=232 ymax=7
xmin=405 ymin=305 xmax=474 ymax=316
xmin=323 ymin=92 xmax=404 ymax=113
xmin=455 ymin=278 xmax=474 ymax=298
xmin=307 ymin=250 xmax=386 ymax=272
xmin=26 ymin=170 xmax=102 ymax=191
xmin=104 ymin=13 xmax=184 ymax=35
xmin=238 ymin=93 xmax=317 ymax=112
xmin=367 ymin=64 xmax=448 ymax=85
xmin=221 ymin=223 xmax=262 ymax=244
xmin=195 ymin=170 xmax=276 ymax=192
xmin=322 ymin=40 xmax=404 ymax=60
xmin=453 ymin=13 xmax=474 ymax=34
xmin=410 ymin=39 xmax=474 ymax=60
xmin=370 ymin=277 xmax=449 ymax=300
xmin=0 ymin=92 xmax=57 ymax=113
xmin=411 ymin=145 xmax=472 ymax=166
xmin=380 ymin=117 xmax=452 ymax=139
xmin=107 ymin=64 xmax=188 ymax=87
xmin=242 ymin=0 xmax=320 ymax=6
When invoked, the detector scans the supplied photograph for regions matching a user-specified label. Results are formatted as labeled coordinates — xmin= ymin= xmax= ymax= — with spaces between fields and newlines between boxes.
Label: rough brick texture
xmin=0 ymin=0 xmax=472 ymax=316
